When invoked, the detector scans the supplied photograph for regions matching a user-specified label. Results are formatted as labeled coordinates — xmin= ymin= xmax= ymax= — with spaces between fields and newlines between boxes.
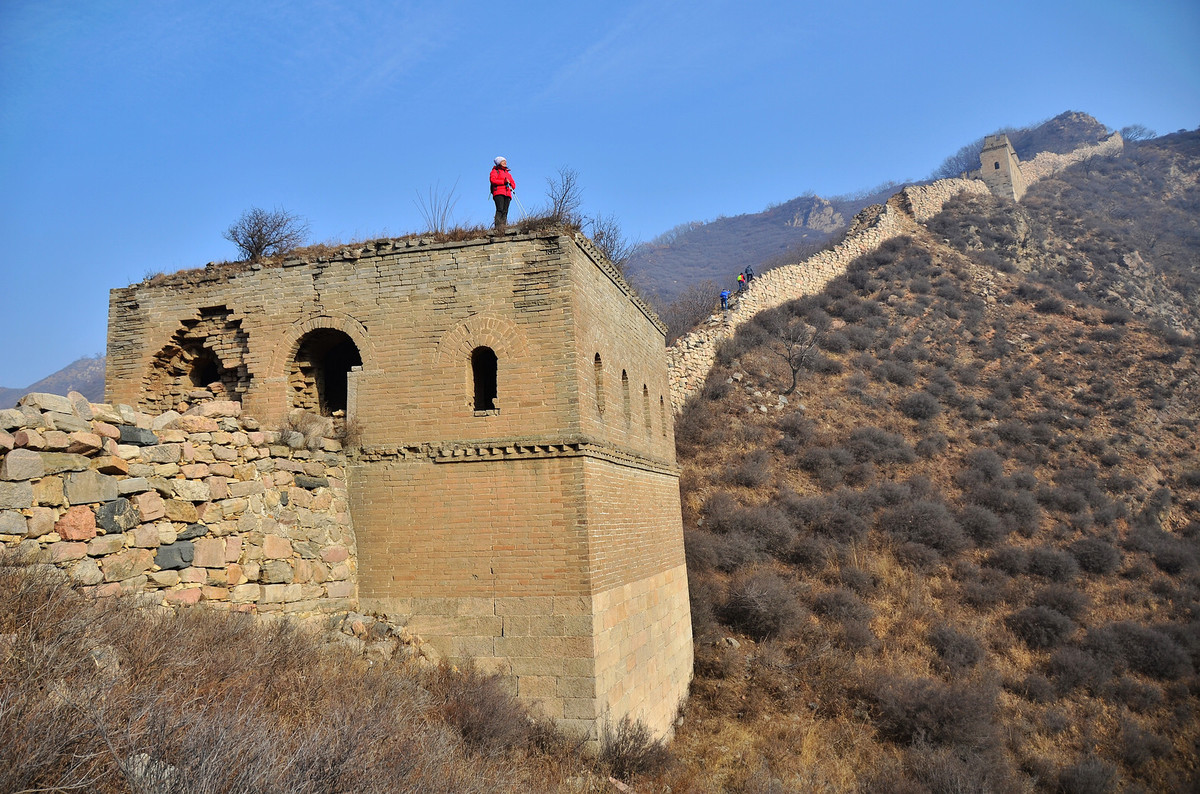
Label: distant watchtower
xmin=105 ymin=228 xmax=693 ymax=742
xmin=979 ymin=134 xmax=1027 ymax=201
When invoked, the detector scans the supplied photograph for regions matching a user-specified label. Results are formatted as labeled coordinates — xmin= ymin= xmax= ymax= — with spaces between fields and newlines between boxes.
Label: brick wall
xmin=103 ymin=229 xmax=691 ymax=742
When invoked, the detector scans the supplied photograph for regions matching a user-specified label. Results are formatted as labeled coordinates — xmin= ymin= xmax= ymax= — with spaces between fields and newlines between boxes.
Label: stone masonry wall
xmin=666 ymin=134 xmax=1125 ymax=411
xmin=0 ymin=391 xmax=356 ymax=615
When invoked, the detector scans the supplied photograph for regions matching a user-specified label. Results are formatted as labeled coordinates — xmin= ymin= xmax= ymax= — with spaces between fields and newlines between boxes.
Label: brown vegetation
xmin=663 ymin=205 xmax=1199 ymax=790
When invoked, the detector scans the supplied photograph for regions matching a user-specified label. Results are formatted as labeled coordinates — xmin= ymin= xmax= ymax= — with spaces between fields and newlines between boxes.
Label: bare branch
xmin=545 ymin=166 xmax=584 ymax=226
xmin=765 ymin=319 xmax=823 ymax=395
xmin=222 ymin=207 xmax=310 ymax=263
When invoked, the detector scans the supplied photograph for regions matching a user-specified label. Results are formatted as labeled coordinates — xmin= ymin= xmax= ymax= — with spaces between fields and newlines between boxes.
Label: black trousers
xmin=493 ymin=194 xmax=511 ymax=228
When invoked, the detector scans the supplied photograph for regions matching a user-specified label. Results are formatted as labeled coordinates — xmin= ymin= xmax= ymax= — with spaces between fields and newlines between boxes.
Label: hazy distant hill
xmin=0 ymin=356 xmax=106 ymax=408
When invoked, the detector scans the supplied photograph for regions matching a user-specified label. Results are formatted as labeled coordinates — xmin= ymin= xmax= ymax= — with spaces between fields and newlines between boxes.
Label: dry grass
xmin=0 ymin=556 xmax=589 ymax=793
xmin=666 ymin=223 xmax=1200 ymax=791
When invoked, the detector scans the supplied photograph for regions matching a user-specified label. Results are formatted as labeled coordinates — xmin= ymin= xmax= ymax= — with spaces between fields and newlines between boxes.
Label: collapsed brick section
xmin=102 ymin=229 xmax=692 ymax=744
xmin=143 ymin=306 xmax=250 ymax=413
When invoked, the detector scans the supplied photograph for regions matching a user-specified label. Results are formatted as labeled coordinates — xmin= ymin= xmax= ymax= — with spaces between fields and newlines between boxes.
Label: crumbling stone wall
xmin=0 ymin=391 xmax=356 ymax=614
xmin=666 ymin=135 xmax=1126 ymax=411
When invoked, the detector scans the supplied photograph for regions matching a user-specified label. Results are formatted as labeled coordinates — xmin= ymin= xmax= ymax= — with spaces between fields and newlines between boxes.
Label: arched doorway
xmin=290 ymin=329 xmax=363 ymax=417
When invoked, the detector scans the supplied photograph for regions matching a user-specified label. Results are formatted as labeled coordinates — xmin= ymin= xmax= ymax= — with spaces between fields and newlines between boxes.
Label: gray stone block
xmin=19 ymin=392 xmax=74 ymax=415
xmin=64 ymin=470 xmax=119 ymax=505
xmin=155 ymin=541 xmax=194 ymax=570
xmin=0 ymin=409 xmax=25 ymax=430
xmin=177 ymin=523 xmax=208 ymax=541
xmin=118 ymin=477 xmax=152 ymax=495
xmin=294 ymin=474 xmax=330 ymax=490
xmin=0 ymin=481 xmax=33 ymax=510
xmin=96 ymin=498 xmax=140 ymax=533
xmin=44 ymin=412 xmax=90 ymax=433
xmin=118 ymin=426 xmax=159 ymax=447
xmin=0 ymin=510 xmax=27 ymax=536
xmin=2 ymin=449 xmax=44 ymax=481
xmin=39 ymin=452 xmax=90 ymax=474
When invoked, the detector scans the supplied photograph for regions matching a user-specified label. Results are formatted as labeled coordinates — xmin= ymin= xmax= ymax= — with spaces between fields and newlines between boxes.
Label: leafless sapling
xmin=768 ymin=319 xmax=823 ymax=396
xmin=223 ymin=207 xmax=310 ymax=263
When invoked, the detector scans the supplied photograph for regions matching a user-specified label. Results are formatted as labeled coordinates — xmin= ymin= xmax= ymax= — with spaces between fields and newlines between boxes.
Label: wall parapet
xmin=665 ymin=133 xmax=1126 ymax=411
xmin=0 ymin=390 xmax=356 ymax=616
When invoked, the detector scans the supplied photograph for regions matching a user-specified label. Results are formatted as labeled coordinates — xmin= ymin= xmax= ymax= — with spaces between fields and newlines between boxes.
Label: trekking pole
xmin=513 ymin=193 xmax=528 ymax=220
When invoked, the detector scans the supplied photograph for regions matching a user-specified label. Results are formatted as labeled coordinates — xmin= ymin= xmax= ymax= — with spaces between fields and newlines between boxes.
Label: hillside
xmin=654 ymin=134 xmax=1199 ymax=791
xmin=0 ymin=355 xmax=105 ymax=408
xmin=629 ymin=112 xmax=1114 ymax=309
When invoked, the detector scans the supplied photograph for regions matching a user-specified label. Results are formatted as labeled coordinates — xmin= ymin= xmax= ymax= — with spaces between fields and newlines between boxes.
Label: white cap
xmin=494 ymin=156 xmax=506 ymax=165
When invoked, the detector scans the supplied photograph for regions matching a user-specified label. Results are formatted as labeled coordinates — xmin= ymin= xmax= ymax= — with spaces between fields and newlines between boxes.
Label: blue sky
xmin=1 ymin=0 xmax=1197 ymax=387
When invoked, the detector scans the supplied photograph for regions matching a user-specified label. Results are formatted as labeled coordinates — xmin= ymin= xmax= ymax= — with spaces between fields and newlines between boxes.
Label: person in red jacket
xmin=489 ymin=156 xmax=515 ymax=229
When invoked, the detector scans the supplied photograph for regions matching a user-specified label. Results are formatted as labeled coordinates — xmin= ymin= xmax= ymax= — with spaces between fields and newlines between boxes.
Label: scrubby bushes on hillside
xmin=0 ymin=560 xmax=569 ymax=793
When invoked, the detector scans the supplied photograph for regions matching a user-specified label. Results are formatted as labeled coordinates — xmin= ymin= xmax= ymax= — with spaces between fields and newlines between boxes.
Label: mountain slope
xmin=0 ymin=356 xmax=105 ymax=408
xmin=654 ymin=135 xmax=1199 ymax=791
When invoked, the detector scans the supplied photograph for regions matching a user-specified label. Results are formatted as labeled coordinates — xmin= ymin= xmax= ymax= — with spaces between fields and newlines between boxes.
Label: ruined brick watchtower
xmin=105 ymin=228 xmax=692 ymax=740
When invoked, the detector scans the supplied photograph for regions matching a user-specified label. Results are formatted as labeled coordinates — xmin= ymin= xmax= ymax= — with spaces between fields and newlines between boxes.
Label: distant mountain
xmin=0 ymin=356 xmax=106 ymax=408
xmin=625 ymin=188 xmax=899 ymax=304
xmin=629 ymin=111 xmax=1113 ymax=307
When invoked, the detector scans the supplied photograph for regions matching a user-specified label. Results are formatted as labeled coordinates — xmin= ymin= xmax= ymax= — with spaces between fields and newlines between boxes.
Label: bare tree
xmin=223 ymin=207 xmax=310 ymax=262
xmin=931 ymin=137 xmax=986 ymax=179
xmin=657 ymin=279 xmax=720 ymax=343
xmin=545 ymin=166 xmax=584 ymax=226
xmin=766 ymin=319 xmax=823 ymax=395
xmin=587 ymin=213 xmax=638 ymax=270
xmin=1119 ymin=124 xmax=1157 ymax=142
xmin=414 ymin=179 xmax=460 ymax=234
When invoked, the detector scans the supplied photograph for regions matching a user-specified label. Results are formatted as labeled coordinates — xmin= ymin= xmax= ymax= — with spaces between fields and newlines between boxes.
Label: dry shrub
xmin=721 ymin=568 xmax=807 ymax=641
xmin=1047 ymin=646 xmax=1111 ymax=694
xmin=420 ymin=661 xmax=538 ymax=754
xmin=879 ymin=499 xmax=968 ymax=555
xmin=929 ymin=624 xmax=985 ymax=673
xmin=1007 ymin=606 xmax=1075 ymax=650
xmin=1070 ymin=537 xmax=1121 ymax=574
xmin=599 ymin=716 xmax=671 ymax=782
xmin=813 ymin=588 xmax=874 ymax=624
xmin=1055 ymin=756 xmax=1117 ymax=794
xmin=1028 ymin=547 xmax=1080 ymax=582
xmin=0 ymin=556 xmax=564 ymax=794
xmin=864 ymin=676 xmax=998 ymax=750
xmin=898 ymin=391 xmax=942 ymax=420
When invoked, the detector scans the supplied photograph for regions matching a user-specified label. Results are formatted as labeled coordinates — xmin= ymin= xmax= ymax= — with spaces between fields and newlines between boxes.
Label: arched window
xmin=472 ymin=346 xmax=498 ymax=412
xmin=594 ymin=353 xmax=605 ymax=415
xmin=660 ymin=396 xmax=667 ymax=438
xmin=621 ymin=370 xmax=631 ymax=427
xmin=642 ymin=385 xmax=651 ymax=435
xmin=994 ymin=161 xmax=1001 ymax=170
xmin=291 ymin=329 xmax=362 ymax=416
